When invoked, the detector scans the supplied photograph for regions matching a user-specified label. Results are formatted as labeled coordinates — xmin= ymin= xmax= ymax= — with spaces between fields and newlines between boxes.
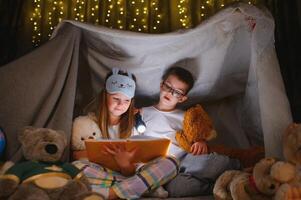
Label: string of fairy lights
xmin=30 ymin=0 xmax=42 ymax=46
xmin=30 ymin=0 xmax=256 ymax=46
xmin=177 ymin=0 xmax=191 ymax=28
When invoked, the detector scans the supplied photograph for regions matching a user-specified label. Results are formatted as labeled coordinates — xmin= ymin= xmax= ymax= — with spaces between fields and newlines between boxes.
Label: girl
xmin=73 ymin=68 xmax=178 ymax=199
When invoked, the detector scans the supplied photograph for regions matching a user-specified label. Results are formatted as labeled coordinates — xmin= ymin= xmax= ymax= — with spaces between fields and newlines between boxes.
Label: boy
xmin=140 ymin=66 xmax=241 ymax=197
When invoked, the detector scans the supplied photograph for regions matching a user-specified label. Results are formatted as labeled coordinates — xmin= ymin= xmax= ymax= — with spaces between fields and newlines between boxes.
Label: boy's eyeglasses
xmin=161 ymin=82 xmax=185 ymax=98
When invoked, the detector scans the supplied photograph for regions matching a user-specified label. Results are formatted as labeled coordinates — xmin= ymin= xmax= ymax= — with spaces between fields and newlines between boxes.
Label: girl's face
xmin=106 ymin=92 xmax=132 ymax=117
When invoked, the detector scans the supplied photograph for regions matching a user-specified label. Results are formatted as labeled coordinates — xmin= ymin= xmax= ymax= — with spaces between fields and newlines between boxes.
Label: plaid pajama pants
xmin=73 ymin=156 xmax=179 ymax=199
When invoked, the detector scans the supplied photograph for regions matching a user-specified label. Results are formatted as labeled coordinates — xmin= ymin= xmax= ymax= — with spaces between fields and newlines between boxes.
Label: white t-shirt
xmin=141 ymin=106 xmax=186 ymax=158
xmin=103 ymin=125 xmax=139 ymax=139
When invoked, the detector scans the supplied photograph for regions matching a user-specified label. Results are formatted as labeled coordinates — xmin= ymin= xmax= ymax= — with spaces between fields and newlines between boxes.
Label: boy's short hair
xmin=162 ymin=66 xmax=194 ymax=93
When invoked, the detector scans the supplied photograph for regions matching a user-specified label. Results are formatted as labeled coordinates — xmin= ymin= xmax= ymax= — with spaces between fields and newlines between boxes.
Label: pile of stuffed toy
xmin=213 ymin=123 xmax=301 ymax=200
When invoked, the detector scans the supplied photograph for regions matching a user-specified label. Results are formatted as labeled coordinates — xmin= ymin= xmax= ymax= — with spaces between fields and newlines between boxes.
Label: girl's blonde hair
xmin=97 ymin=71 xmax=136 ymax=139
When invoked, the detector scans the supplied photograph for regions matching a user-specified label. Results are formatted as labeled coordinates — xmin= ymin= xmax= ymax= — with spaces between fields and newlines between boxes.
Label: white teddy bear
xmin=72 ymin=113 xmax=101 ymax=159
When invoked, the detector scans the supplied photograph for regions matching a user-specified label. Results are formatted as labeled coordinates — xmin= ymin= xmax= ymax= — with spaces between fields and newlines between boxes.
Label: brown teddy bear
xmin=213 ymin=157 xmax=281 ymax=200
xmin=175 ymin=104 xmax=217 ymax=152
xmin=176 ymin=104 xmax=264 ymax=168
xmin=0 ymin=126 xmax=103 ymax=200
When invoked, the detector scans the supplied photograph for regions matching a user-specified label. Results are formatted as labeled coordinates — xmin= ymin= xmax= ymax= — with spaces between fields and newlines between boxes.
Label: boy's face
xmin=159 ymin=74 xmax=189 ymax=108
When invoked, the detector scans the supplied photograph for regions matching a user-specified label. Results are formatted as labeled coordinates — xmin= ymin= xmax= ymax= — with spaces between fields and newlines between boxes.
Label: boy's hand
xmin=190 ymin=140 xmax=208 ymax=155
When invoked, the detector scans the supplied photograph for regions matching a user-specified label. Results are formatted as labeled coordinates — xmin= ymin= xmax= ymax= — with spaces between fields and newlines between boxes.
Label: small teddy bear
xmin=175 ymin=104 xmax=217 ymax=152
xmin=71 ymin=113 xmax=101 ymax=160
xmin=0 ymin=126 xmax=103 ymax=200
xmin=213 ymin=157 xmax=281 ymax=200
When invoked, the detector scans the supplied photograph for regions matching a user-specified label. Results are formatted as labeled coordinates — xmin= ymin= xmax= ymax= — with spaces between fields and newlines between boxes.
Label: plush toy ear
xmin=87 ymin=112 xmax=98 ymax=122
xmin=283 ymin=123 xmax=300 ymax=148
xmin=18 ymin=126 xmax=36 ymax=142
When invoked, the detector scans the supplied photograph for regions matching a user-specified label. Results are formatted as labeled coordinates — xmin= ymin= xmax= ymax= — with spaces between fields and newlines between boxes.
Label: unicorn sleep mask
xmin=105 ymin=68 xmax=136 ymax=98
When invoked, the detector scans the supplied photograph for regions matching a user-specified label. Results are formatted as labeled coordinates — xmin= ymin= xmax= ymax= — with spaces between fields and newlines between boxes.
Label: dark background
xmin=0 ymin=0 xmax=300 ymax=122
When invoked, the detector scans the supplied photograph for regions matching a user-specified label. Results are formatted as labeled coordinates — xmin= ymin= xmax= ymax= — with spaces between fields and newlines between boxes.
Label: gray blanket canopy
xmin=0 ymin=3 xmax=292 ymax=162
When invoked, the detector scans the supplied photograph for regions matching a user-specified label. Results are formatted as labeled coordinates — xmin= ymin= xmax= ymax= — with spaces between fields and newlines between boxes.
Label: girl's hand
xmin=104 ymin=144 xmax=139 ymax=176
xmin=190 ymin=140 xmax=208 ymax=155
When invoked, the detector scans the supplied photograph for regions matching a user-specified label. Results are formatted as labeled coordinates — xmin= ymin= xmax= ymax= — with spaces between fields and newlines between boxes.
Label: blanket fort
xmin=85 ymin=137 xmax=171 ymax=171
xmin=0 ymin=3 xmax=292 ymax=162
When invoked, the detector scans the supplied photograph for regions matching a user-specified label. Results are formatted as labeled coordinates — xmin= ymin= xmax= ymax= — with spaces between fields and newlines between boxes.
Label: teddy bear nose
xmin=269 ymin=184 xmax=275 ymax=190
xmin=88 ymin=136 xmax=94 ymax=139
xmin=45 ymin=144 xmax=58 ymax=154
